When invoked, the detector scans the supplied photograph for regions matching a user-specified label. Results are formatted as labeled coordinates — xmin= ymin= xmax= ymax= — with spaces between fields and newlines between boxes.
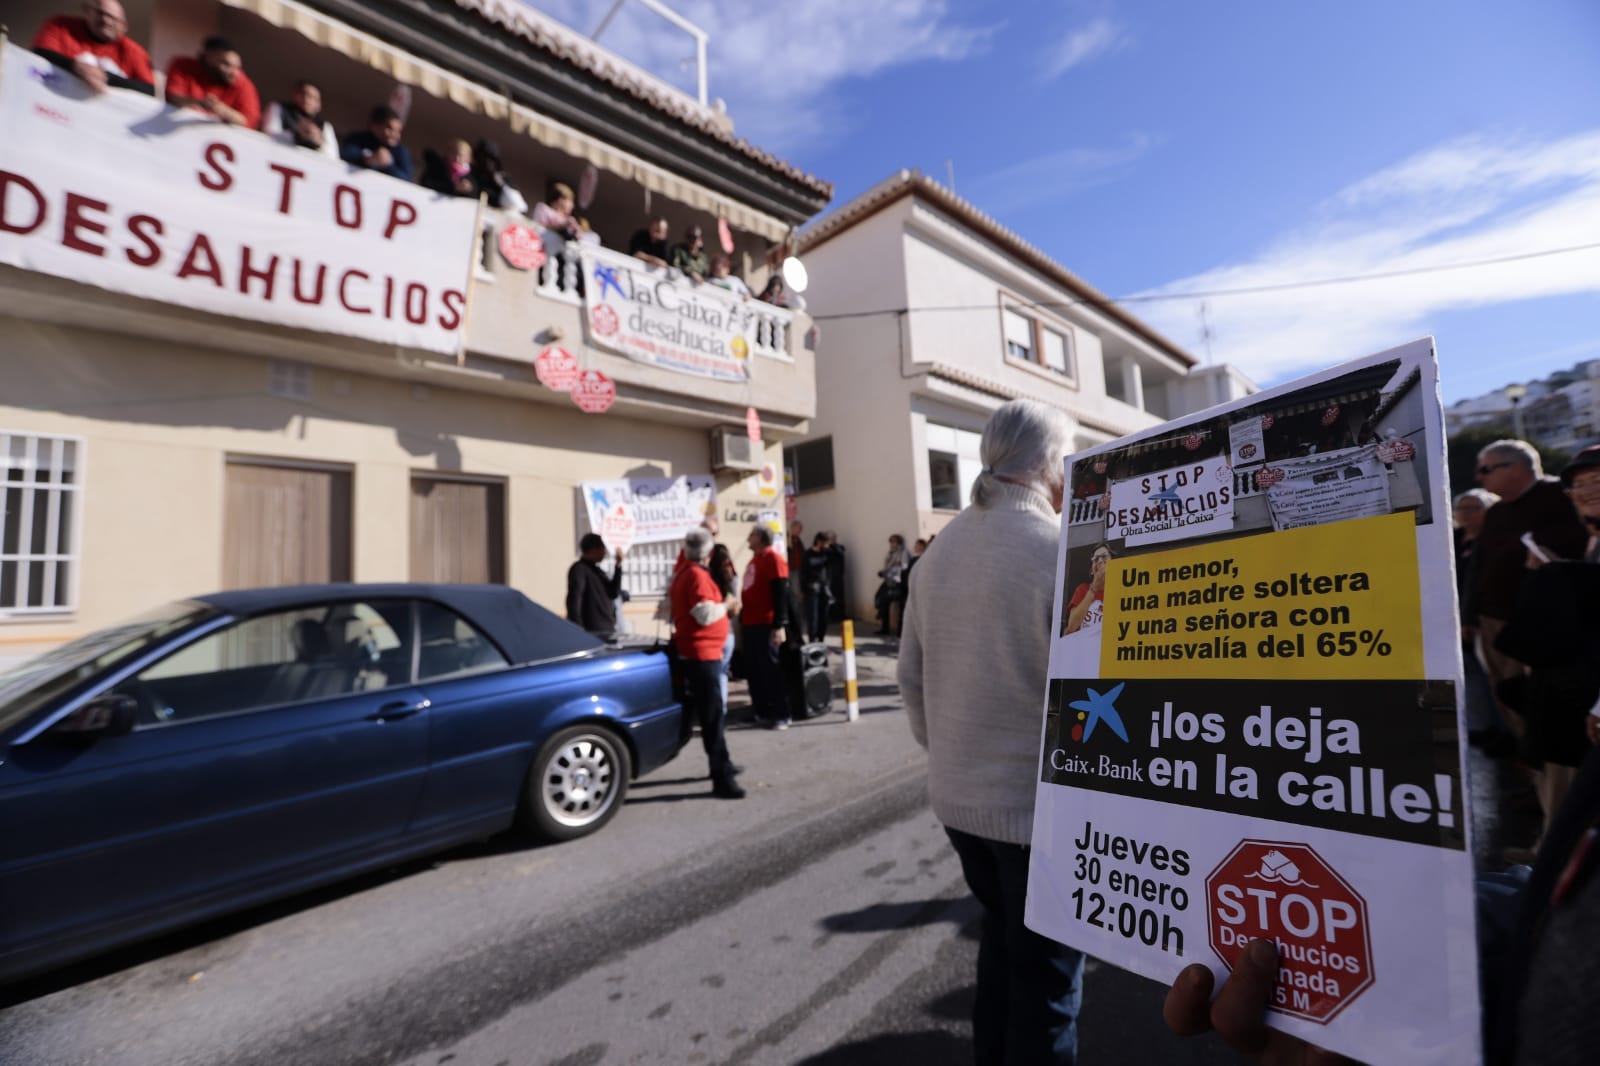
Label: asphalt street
xmin=0 ymin=636 xmax=1519 ymax=1066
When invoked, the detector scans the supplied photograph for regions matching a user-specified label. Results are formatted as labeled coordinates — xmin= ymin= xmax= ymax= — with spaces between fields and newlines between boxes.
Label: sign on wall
xmin=0 ymin=44 xmax=479 ymax=354
xmin=580 ymin=244 xmax=756 ymax=382
xmin=1105 ymin=453 xmax=1236 ymax=547
xmin=580 ymin=476 xmax=717 ymax=549
xmin=1030 ymin=340 xmax=1479 ymax=1065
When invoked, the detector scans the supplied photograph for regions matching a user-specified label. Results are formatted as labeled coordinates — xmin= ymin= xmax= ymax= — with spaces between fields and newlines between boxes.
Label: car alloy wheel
xmin=526 ymin=725 xmax=632 ymax=841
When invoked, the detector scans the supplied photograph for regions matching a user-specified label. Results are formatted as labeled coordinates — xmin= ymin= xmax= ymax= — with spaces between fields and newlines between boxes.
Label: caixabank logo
xmin=1044 ymin=680 xmax=1145 ymax=785
xmin=1066 ymin=682 xmax=1130 ymax=743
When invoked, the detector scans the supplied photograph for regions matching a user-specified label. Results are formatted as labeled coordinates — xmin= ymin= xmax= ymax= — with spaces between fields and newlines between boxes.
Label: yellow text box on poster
xmin=1098 ymin=511 xmax=1423 ymax=679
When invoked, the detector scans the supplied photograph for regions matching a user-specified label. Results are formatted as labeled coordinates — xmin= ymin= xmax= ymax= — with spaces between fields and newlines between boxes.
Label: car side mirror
xmin=53 ymin=694 xmax=138 ymax=739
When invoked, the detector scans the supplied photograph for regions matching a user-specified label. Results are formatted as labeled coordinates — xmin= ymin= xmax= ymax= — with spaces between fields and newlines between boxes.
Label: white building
xmin=788 ymin=171 xmax=1255 ymax=620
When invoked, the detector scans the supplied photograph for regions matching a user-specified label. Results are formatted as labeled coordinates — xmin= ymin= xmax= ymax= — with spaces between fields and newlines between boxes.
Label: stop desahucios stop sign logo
xmin=1205 ymin=840 xmax=1373 ymax=1023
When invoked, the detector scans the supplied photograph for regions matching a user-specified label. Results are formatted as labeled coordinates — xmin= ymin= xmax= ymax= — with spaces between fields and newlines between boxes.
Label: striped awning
xmin=222 ymin=0 xmax=790 ymax=241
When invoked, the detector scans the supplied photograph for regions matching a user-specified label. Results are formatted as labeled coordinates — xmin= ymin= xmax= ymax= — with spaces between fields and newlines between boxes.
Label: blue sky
xmin=537 ymin=0 xmax=1600 ymax=403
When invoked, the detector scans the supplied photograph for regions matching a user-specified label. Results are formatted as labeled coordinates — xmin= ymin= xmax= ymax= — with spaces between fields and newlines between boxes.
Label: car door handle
xmin=367 ymin=698 xmax=430 ymax=722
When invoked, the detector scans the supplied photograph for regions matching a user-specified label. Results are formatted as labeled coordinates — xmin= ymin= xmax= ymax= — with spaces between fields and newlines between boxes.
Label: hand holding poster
xmin=1028 ymin=340 xmax=1480 ymax=1064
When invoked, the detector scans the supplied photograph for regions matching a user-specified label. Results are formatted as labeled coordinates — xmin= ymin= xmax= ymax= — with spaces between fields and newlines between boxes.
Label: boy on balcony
xmin=340 ymin=106 xmax=414 ymax=182
xmin=33 ymin=0 xmax=154 ymax=96
xmin=165 ymin=36 xmax=260 ymax=128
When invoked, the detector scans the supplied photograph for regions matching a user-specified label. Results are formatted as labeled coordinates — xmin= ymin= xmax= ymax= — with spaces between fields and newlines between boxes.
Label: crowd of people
xmin=31 ymin=1 xmax=794 ymax=302
xmin=563 ymin=517 xmax=854 ymax=801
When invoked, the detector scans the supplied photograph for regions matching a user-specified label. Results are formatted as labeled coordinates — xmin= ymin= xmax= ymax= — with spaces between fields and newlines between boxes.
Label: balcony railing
xmin=476 ymin=216 xmax=798 ymax=362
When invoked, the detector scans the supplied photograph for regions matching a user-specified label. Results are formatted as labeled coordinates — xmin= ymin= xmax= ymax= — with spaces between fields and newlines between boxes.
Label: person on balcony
xmin=707 ymin=254 xmax=751 ymax=297
xmin=534 ymin=182 xmax=580 ymax=238
xmin=340 ymin=106 xmax=414 ymax=182
xmin=628 ymin=217 xmax=671 ymax=269
xmin=671 ymin=225 xmax=710 ymax=282
xmin=758 ymin=274 xmax=806 ymax=311
xmin=164 ymin=36 xmax=260 ymax=128
xmin=261 ymin=81 xmax=336 ymax=159
xmin=421 ymin=139 xmax=481 ymax=198
xmin=471 ymin=140 xmax=528 ymax=214
xmin=33 ymin=0 xmax=154 ymax=96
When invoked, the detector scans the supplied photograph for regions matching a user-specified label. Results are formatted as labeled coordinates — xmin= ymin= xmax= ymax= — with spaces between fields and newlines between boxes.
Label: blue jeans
xmin=945 ymin=827 xmax=1084 ymax=1065
xmin=742 ymin=624 xmax=788 ymax=723
xmin=720 ymin=629 xmax=735 ymax=709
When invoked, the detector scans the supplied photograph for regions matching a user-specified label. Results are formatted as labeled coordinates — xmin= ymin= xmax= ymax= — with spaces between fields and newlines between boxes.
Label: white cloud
xmin=966 ymin=132 xmax=1156 ymax=214
xmin=1041 ymin=17 xmax=1130 ymax=81
xmin=525 ymin=0 xmax=997 ymax=154
xmin=1132 ymin=130 xmax=1600 ymax=387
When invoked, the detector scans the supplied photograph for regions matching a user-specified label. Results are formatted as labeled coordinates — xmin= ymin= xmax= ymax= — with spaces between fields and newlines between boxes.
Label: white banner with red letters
xmin=0 ymin=42 xmax=477 ymax=354
xmin=580 ymin=244 xmax=755 ymax=382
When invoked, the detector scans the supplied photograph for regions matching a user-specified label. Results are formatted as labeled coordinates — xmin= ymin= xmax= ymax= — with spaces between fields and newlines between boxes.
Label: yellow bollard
xmin=842 ymin=620 xmax=860 ymax=722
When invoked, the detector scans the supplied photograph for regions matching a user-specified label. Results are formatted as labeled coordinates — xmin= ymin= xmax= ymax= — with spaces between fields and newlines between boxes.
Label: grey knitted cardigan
xmin=897 ymin=480 xmax=1059 ymax=845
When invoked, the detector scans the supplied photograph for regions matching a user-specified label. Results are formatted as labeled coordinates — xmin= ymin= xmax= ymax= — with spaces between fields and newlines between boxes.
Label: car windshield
xmin=0 ymin=601 xmax=217 ymax=736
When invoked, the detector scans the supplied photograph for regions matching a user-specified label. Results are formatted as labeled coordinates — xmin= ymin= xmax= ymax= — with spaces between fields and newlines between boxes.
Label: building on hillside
xmin=785 ymin=170 xmax=1256 ymax=622
xmin=0 ymin=0 xmax=831 ymax=664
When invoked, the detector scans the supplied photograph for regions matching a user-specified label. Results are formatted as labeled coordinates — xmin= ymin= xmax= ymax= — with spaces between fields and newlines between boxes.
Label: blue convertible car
xmin=0 ymin=583 xmax=685 ymax=981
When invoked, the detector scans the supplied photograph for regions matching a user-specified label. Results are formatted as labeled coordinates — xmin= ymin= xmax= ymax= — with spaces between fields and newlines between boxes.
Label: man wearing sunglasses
xmin=1462 ymin=439 xmax=1587 ymax=859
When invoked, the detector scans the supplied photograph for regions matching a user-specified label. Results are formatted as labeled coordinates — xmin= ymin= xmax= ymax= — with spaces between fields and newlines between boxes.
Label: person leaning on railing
xmin=164 ymin=35 xmax=260 ymax=128
xmin=261 ymin=80 xmax=337 ymax=159
xmin=340 ymin=105 xmax=413 ymax=182
xmin=33 ymin=0 xmax=154 ymax=96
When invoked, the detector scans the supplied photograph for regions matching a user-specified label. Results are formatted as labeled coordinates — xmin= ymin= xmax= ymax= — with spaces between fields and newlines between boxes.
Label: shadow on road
xmin=819 ymin=899 xmax=974 ymax=935
xmin=792 ymin=1030 xmax=972 ymax=1065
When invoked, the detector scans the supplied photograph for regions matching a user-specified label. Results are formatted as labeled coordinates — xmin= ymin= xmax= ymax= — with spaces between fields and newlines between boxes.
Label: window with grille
xmin=1 ymin=432 xmax=83 ymax=614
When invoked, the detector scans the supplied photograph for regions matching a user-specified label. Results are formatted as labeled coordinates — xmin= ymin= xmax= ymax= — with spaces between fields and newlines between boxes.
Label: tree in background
xmin=1447 ymin=424 xmax=1569 ymax=497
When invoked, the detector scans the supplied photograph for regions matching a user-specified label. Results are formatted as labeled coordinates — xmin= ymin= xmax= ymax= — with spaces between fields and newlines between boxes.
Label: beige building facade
xmin=1 ymin=0 xmax=830 ymax=664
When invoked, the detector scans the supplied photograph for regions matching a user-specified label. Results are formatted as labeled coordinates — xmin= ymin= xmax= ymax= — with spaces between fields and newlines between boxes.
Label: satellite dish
xmin=781 ymin=255 xmax=809 ymax=294
xmin=578 ymin=164 xmax=599 ymax=210
xmin=717 ymin=216 xmax=734 ymax=254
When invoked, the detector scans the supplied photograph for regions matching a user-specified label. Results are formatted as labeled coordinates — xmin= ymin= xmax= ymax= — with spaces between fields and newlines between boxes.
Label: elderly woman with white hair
xmin=670 ymin=527 xmax=744 ymax=799
xmin=897 ymin=398 xmax=1085 ymax=1064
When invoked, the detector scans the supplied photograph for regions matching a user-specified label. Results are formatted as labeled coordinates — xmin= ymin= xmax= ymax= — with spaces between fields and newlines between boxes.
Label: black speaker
xmin=783 ymin=641 xmax=834 ymax=719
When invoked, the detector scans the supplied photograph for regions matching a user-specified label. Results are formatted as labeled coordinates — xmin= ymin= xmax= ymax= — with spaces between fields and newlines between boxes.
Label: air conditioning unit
xmin=711 ymin=427 xmax=763 ymax=471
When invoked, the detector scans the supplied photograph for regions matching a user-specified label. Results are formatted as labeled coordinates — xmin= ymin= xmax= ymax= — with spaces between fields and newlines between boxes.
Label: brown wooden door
xmin=222 ymin=461 xmax=353 ymax=589
xmin=409 ymin=477 xmax=506 ymax=584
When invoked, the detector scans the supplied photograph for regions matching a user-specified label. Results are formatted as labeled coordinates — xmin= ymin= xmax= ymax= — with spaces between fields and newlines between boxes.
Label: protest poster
xmin=1027 ymin=340 xmax=1478 ymax=1065
xmin=580 ymin=476 xmax=718 ymax=550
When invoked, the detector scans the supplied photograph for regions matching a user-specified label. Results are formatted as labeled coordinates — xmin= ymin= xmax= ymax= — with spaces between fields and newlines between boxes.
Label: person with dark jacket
xmin=740 ymin=525 xmax=791 ymax=729
xmin=340 ymin=105 xmax=413 ymax=182
xmin=421 ymin=138 xmax=480 ymax=199
xmin=565 ymin=533 xmax=623 ymax=638
xmin=800 ymin=534 xmax=834 ymax=642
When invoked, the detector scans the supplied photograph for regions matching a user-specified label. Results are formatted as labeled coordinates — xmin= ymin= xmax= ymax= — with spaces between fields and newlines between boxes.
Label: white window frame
xmin=998 ymin=292 xmax=1080 ymax=387
xmin=1 ymin=431 xmax=85 ymax=617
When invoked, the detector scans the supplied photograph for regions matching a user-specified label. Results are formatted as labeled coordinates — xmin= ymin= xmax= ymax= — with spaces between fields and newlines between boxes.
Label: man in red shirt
xmin=670 ymin=528 xmax=744 ymax=798
xmin=32 ymin=0 xmax=154 ymax=96
xmin=740 ymin=524 xmax=792 ymax=730
xmin=164 ymin=36 xmax=260 ymax=128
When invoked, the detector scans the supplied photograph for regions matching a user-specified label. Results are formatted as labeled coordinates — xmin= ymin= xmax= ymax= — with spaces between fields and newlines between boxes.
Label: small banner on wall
xmin=580 ymin=476 xmax=717 ymax=549
xmin=579 ymin=244 xmax=757 ymax=381
xmin=0 ymin=43 xmax=478 ymax=354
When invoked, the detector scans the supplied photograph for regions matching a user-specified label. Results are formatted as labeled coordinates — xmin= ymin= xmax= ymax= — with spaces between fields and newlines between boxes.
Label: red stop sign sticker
xmin=1206 ymin=840 xmax=1372 ymax=1024
xmin=535 ymin=346 xmax=580 ymax=392
xmin=570 ymin=370 xmax=616 ymax=414
xmin=498 ymin=224 xmax=546 ymax=271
